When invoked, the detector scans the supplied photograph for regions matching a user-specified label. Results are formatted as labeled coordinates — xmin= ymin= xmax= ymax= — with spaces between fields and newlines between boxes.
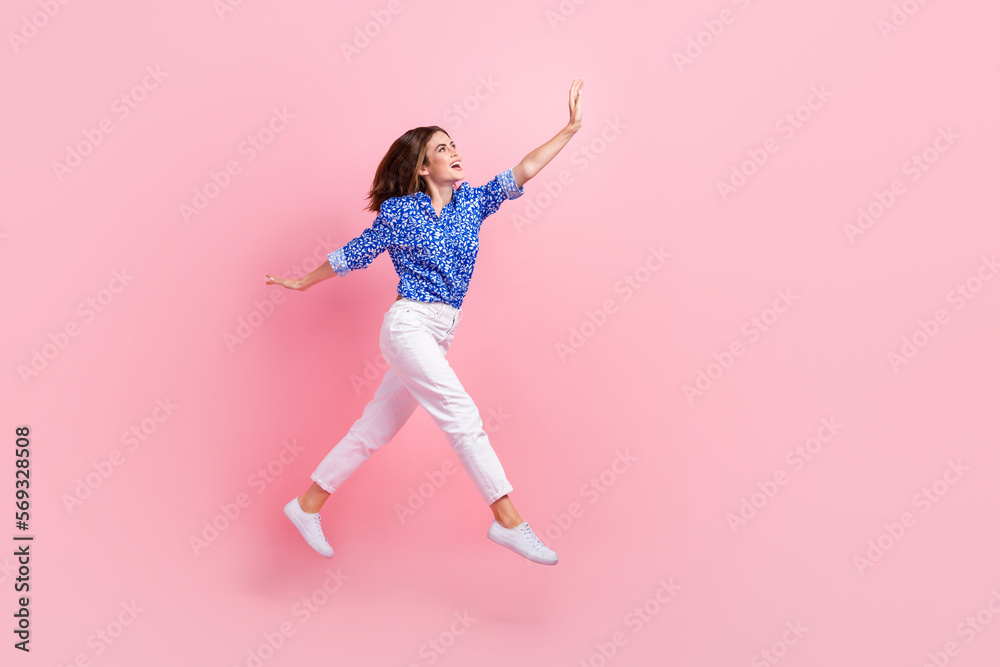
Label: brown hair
xmin=365 ymin=125 xmax=449 ymax=213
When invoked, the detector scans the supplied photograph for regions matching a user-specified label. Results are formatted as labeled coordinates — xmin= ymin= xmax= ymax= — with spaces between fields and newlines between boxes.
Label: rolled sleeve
xmin=480 ymin=167 xmax=525 ymax=220
xmin=328 ymin=246 xmax=351 ymax=277
xmin=330 ymin=202 xmax=395 ymax=275
xmin=497 ymin=167 xmax=525 ymax=200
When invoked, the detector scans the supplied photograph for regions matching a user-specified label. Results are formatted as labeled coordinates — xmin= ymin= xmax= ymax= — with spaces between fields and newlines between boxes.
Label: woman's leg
xmin=380 ymin=305 xmax=514 ymax=507
xmin=284 ymin=362 xmax=420 ymax=557
xmin=297 ymin=482 xmax=330 ymax=513
xmin=380 ymin=306 xmax=559 ymax=565
xmin=306 ymin=365 xmax=420 ymax=510
xmin=489 ymin=495 xmax=523 ymax=529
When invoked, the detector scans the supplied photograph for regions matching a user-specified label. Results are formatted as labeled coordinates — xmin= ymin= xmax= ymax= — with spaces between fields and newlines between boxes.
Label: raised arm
xmin=511 ymin=78 xmax=584 ymax=189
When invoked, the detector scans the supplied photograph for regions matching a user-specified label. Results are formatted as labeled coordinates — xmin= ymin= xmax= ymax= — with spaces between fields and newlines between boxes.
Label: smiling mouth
xmin=450 ymin=161 xmax=463 ymax=171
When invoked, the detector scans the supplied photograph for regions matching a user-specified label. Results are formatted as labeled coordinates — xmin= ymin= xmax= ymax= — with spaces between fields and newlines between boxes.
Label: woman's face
xmin=419 ymin=131 xmax=464 ymax=186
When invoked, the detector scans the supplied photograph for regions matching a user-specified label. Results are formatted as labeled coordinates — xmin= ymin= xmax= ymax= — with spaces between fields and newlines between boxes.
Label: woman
xmin=265 ymin=78 xmax=584 ymax=565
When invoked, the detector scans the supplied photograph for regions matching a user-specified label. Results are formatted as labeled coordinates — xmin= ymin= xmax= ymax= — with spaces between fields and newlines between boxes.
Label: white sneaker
xmin=283 ymin=497 xmax=334 ymax=558
xmin=487 ymin=520 xmax=558 ymax=565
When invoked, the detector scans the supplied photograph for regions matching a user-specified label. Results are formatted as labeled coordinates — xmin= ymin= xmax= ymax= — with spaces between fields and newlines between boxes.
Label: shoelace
xmin=518 ymin=523 xmax=547 ymax=551
xmin=310 ymin=513 xmax=330 ymax=544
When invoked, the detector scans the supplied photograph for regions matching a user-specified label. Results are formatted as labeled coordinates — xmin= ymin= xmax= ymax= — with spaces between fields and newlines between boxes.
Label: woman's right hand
xmin=266 ymin=274 xmax=304 ymax=290
xmin=567 ymin=78 xmax=584 ymax=133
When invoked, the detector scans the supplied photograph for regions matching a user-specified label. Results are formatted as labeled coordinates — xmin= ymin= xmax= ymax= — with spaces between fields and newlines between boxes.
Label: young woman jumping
xmin=265 ymin=78 xmax=584 ymax=565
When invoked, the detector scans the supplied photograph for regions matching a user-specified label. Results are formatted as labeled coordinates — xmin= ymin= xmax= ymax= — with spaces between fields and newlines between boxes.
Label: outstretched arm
xmin=266 ymin=261 xmax=334 ymax=291
xmin=266 ymin=205 xmax=395 ymax=291
xmin=512 ymin=78 xmax=584 ymax=189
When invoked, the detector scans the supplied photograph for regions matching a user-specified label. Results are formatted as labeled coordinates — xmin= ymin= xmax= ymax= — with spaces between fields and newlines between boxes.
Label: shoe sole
xmin=487 ymin=525 xmax=558 ymax=565
xmin=283 ymin=500 xmax=334 ymax=558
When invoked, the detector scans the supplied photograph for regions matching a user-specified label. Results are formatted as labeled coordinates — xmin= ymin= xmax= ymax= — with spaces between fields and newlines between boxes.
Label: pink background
xmin=4 ymin=1 xmax=1000 ymax=665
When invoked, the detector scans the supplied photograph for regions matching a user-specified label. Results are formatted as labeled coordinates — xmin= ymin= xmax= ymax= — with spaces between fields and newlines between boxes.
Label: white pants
xmin=311 ymin=297 xmax=514 ymax=505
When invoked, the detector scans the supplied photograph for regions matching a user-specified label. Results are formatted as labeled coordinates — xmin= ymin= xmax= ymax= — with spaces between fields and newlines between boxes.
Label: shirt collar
xmin=409 ymin=182 xmax=467 ymax=202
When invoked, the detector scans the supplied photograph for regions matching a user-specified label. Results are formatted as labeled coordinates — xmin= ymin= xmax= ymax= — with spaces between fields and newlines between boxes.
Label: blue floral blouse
xmin=328 ymin=167 xmax=524 ymax=309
